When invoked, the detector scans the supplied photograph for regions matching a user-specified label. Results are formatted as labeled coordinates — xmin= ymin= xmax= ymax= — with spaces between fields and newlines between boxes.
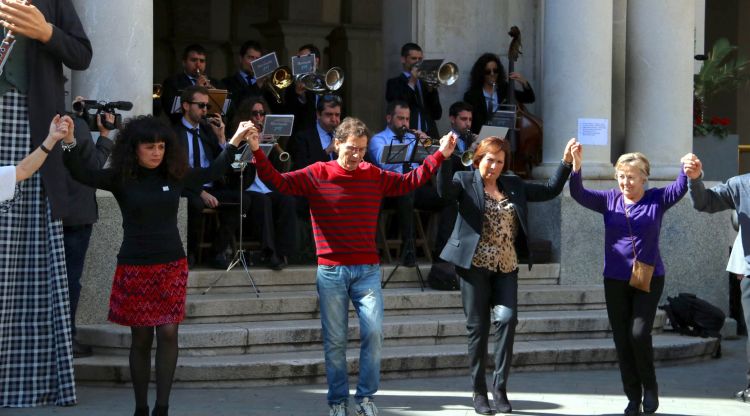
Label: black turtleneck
xmin=63 ymin=144 xmax=237 ymax=265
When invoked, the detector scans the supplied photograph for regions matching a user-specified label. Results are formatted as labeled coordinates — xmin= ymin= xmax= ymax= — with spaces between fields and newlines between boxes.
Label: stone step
xmin=187 ymin=263 xmax=560 ymax=294
xmin=79 ymin=309 xmax=664 ymax=356
xmin=183 ymin=285 xmax=605 ymax=323
xmin=73 ymin=334 xmax=719 ymax=386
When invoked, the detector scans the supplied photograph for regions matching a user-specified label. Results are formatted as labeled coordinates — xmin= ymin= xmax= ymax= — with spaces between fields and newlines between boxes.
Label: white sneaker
xmin=355 ymin=397 xmax=378 ymax=416
xmin=329 ymin=402 xmax=348 ymax=416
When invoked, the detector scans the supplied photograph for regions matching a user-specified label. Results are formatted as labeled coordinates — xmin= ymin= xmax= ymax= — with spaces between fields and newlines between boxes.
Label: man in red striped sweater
xmin=247 ymin=116 xmax=456 ymax=416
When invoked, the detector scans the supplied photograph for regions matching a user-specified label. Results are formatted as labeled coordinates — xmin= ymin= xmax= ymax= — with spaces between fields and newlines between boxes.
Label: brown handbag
xmin=623 ymin=202 xmax=654 ymax=292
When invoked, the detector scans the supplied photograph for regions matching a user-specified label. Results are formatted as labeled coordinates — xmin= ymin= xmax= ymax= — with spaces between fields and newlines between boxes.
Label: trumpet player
xmin=284 ymin=43 xmax=323 ymax=135
xmin=385 ymin=42 xmax=442 ymax=140
xmin=369 ymin=100 xmax=458 ymax=268
xmin=238 ymin=97 xmax=297 ymax=270
xmin=161 ymin=44 xmax=223 ymax=124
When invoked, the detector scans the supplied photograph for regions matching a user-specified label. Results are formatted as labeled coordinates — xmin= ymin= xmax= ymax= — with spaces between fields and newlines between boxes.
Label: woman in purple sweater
xmin=569 ymin=143 xmax=692 ymax=416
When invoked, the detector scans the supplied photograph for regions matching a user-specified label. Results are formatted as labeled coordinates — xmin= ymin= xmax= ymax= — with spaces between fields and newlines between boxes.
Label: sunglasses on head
xmin=485 ymin=68 xmax=499 ymax=75
xmin=189 ymin=101 xmax=209 ymax=109
xmin=251 ymin=110 xmax=266 ymax=117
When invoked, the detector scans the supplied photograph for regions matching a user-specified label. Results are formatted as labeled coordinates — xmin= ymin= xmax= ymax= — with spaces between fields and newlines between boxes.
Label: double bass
xmin=506 ymin=26 xmax=543 ymax=178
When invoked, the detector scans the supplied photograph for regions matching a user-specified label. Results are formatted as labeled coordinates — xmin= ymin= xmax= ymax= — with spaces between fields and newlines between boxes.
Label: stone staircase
xmin=74 ymin=263 xmax=719 ymax=387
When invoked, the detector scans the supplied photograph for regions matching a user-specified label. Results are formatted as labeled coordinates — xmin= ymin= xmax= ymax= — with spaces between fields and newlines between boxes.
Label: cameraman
xmin=64 ymin=96 xmax=115 ymax=357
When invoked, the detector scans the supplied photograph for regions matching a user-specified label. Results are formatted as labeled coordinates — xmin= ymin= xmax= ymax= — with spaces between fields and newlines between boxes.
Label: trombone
xmin=459 ymin=130 xmax=478 ymax=167
xmin=416 ymin=61 xmax=459 ymax=88
xmin=298 ymin=67 xmax=345 ymax=94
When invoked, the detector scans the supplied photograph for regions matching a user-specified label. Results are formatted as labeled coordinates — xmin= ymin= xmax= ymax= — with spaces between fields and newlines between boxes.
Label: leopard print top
xmin=471 ymin=191 xmax=519 ymax=273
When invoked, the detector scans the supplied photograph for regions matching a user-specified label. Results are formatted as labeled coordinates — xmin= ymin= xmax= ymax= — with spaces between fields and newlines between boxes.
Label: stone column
xmin=71 ymin=0 xmax=153 ymax=118
xmin=537 ymin=0 xmax=613 ymax=179
xmin=625 ymin=0 xmax=694 ymax=179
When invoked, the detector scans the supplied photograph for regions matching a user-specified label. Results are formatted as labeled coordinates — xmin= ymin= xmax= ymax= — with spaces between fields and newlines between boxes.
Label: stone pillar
xmin=625 ymin=0 xmax=694 ymax=179
xmin=537 ymin=0 xmax=613 ymax=179
xmin=71 ymin=0 xmax=153 ymax=118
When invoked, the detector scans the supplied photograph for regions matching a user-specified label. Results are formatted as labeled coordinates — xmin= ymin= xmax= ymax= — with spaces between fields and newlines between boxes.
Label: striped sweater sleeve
xmin=253 ymin=148 xmax=316 ymax=196
xmin=380 ymin=150 xmax=446 ymax=197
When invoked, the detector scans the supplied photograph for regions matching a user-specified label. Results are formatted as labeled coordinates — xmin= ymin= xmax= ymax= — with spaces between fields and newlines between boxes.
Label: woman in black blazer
xmin=437 ymin=136 xmax=574 ymax=414
xmin=463 ymin=53 xmax=535 ymax=135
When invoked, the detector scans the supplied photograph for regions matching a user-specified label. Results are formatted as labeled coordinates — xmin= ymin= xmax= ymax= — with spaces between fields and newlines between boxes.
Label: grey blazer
xmin=437 ymin=161 xmax=571 ymax=270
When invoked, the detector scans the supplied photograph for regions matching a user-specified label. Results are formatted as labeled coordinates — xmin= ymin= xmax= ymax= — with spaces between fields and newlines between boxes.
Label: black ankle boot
xmin=133 ymin=406 xmax=149 ymax=416
xmin=472 ymin=393 xmax=493 ymax=415
xmin=624 ymin=400 xmax=641 ymax=416
xmin=492 ymin=388 xmax=512 ymax=413
xmin=643 ymin=386 xmax=659 ymax=414
xmin=151 ymin=404 xmax=168 ymax=416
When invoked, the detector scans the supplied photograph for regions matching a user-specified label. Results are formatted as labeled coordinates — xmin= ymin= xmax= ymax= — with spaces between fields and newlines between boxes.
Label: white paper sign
xmin=577 ymin=118 xmax=609 ymax=146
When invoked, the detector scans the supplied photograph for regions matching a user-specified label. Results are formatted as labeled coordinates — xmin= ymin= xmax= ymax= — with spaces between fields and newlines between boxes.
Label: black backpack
xmin=659 ymin=293 xmax=725 ymax=338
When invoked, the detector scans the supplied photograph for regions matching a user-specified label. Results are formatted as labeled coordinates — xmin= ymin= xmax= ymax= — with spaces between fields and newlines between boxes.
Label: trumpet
xmin=195 ymin=68 xmax=215 ymax=88
xmin=459 ymin=130 xmax=478 ymax=167
xmin=397 ymin=126 xmax=432 ymax=148
xmin=298 ymin=67 xmax=345 ymax=93
xmin=415 ymin=61 xmax=459 ymax=88
xmin=264 ymin=66 xmax=293 ymax=103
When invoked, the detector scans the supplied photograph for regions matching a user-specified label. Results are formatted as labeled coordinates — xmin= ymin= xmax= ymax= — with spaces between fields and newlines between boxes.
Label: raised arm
xmin=567 ymin=141 xmax=609 ymax=213
xmin=15 ymin=115 xmax=69 ymax=182
xmin=381 ymin=132 xmax=454 ymax=196
xmin=523 ymin=138 xmax=574 ymax=202
xmin=60 ymin=116 xmax=117 ymax=191
xmin=185 ymin=121 xmax=250 ymax=186
xmin=247 ymin=123 xmax=316 ymax=196
xmin=685 ymin=154 xmax=737 ymax=213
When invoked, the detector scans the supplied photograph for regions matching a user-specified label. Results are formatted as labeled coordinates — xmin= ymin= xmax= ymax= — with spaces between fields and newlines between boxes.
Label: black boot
xmin=152 ymin=404 xmax=168 ymax=416
xmin=492 ymin=388 xmax=512 ymax=414
xmin=133 ymin=406 xmax=149 ymax=416
xmin=643 ymin=386 xmax=659 ymax=414
xmin=624 ymin=400 xmax=641 ymax=416
xmin=472 ymin=393 xmax=493 ymax=415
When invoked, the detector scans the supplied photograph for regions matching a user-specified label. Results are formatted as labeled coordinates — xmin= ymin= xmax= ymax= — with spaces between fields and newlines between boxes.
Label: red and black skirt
xmin=108 ymin=258 xmax=188 ymax=326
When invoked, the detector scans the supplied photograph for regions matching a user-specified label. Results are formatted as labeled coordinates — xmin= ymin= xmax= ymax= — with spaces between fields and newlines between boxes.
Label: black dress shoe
xmin=492 ymin=389 xmax=512 ymax=413
xmin=473 ymin=393 xmax=493 ymax=415
xmin=133 ymin=406 xmax=149 ymax=416
xmin=736 ymin=387 xmax=750 ymax=403
xmin=624 ymin=400 xmax=642 ymax=416
xmin=268 ymin=254 xmax=284 ymax=271
xmin=642 ymin=387 xmax=659 ymax=413
xmin=211 ymin=253 xmax=230 ymax=270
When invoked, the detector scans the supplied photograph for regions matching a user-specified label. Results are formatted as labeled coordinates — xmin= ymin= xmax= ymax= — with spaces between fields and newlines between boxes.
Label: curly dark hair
xmin=109 ymin=115 xmax=188 ymax=181
xmin=468 ymin=53 xmax=506 ymax=92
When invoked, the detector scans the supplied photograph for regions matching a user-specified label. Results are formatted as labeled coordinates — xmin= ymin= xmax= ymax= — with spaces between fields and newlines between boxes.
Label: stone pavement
xmin=3 ymin=338 xmax=749 ymax=416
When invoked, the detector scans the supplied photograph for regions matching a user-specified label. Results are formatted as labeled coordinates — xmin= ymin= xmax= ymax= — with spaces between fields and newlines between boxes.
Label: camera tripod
xmin=202 ymin=145 xmax=260 ymax=296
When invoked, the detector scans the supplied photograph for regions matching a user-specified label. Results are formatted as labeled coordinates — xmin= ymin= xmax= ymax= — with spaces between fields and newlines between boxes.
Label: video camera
xmin=73 ymin=100 xmax=133 ymax=131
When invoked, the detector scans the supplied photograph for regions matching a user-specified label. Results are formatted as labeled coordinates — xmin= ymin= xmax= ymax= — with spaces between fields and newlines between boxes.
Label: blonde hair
xmin=614 ymin=152 xmax=650 ymax=178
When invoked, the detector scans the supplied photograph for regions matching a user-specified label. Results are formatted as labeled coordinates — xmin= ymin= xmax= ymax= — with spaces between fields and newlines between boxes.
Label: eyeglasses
xmin=484 ymin=68 xmax=499 ymax=75
xmin=188 ymin=102 xmax=209 ymax=109
xmin=251 ymin=110 xmax=266 ymax=117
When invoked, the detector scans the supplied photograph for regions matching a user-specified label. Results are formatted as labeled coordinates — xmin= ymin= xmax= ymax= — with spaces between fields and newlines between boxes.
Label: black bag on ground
xmin=427 ymin=262 xmax=459 ymax=290
xmin=659 ymin=293 xmax=725 ymax=338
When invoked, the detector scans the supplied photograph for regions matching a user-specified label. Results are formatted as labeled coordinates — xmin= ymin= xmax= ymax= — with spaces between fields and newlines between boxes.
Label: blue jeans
xmin=63 ymin=224 xmax=93 ymax=337
xmin=317 ymin=264 xmax=384 ymax=406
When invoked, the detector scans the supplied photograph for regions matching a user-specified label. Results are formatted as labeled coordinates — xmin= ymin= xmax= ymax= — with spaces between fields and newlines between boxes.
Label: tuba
xmin=299 ymin=67 xmax=345 ymax=94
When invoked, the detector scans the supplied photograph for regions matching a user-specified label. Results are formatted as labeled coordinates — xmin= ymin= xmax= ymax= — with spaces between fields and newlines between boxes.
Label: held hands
xmin=562 ymin=137 xmax=576 ymax=164
xmin=0 ymin=0 xmax=53 ymax=43
xmin=438 ymin=132 xmax=457 ymax=158
xmin=47 ymin=114 xmax=74 ymax=143
xmin=234 ymin=121 xmax=259 ymax=150
xmin=681 ymin=153 xmax=702 ymax=180
xmin=569 ymin=140 xmax=583 ymax=173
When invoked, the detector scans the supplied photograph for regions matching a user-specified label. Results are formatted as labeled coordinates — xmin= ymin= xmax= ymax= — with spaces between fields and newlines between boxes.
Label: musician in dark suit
xmin=385 ymin=42 xmax=442 ymax=140
xmin=463 ymin=53 xmax=535 ymax=135
xmin=161 ymin=44 xmax=223 ymax=125
xmin=174 ymin=86 xmax=240 ymax=269
xmin=287 ymin=94 xmax=342 ymax=171
xmin=437 ymin=136 xmax=573 ymax=415
xmin=283 ymin=44 xmax=321 ymax=136
xmin=222 ymin=40 xmax=271 ymax=127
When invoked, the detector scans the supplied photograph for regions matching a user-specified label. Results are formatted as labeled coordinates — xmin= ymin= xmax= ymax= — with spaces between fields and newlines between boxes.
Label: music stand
xmin=206 ymin=89 xmax=229 ymax=115
xmin=378 ymin=139 xmax=426 ymax=291
xmin=202 ymin=144 xmax=260 ymax=297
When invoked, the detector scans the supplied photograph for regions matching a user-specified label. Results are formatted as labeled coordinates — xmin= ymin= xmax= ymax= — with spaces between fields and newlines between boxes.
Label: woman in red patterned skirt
xmin=60 ymin=115 xmax=257 ymax=416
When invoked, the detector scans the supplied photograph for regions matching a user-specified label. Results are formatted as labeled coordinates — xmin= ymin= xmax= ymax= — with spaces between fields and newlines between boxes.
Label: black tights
xmin=130 ymin=324 xmax=179 ymax=409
